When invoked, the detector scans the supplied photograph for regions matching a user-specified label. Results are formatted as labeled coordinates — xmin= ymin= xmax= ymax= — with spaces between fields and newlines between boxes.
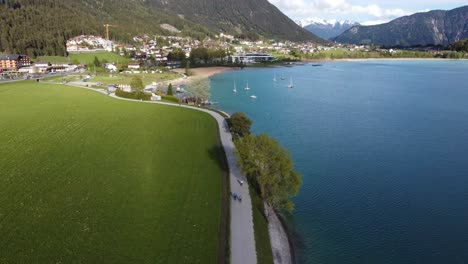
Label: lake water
xmin=210 ymin=60 xmax=468 ymax=264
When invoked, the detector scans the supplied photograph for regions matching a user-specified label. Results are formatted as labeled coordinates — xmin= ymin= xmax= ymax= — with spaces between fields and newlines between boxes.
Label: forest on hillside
xmin=0 ymin=0 xmax=212 ymax=57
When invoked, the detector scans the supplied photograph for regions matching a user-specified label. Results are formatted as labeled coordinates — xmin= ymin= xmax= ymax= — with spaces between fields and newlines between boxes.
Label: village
xmin=1 ymin=32 xmax=407 ymax=105
xmin=1 ymin=32 xmax=390 ymax=78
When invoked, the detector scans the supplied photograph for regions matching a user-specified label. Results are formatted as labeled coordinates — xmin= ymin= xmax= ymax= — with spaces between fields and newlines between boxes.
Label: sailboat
xmin=244 ymin=82 xmax=251 ymax=91
xmin=250 ymin=95 xmax=257 ymax=99
xmin=273 ymin=72 xmax=277 ymax=82
xmin=233 ymin=81 xmax=237 ymax=93
xmin=287 ymin=77 xmax=294 ymax=88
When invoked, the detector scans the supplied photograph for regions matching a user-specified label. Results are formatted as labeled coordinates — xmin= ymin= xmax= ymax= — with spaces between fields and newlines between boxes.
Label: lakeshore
xmin=171 ymin=67 xmax=233 ymax=85
xmin=300 ymin=57 xmax=468 ymax=63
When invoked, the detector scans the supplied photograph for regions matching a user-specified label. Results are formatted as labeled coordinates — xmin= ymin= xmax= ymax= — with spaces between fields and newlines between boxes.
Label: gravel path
xmin=61 ymin=83 xmax=258 ymax=264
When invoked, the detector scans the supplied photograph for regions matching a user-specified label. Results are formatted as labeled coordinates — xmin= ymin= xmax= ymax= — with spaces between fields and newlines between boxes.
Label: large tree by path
xmin=235 ymin=134 xmax=302 ymax=212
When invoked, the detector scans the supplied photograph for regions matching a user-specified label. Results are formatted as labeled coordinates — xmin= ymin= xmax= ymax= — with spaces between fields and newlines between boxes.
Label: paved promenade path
xmin=60 ymin=83 xmax=257 ymax=264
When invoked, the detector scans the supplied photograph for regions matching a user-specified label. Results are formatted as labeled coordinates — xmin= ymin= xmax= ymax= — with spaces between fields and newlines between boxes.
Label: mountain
xmin=0 ymin=0 xmax=323 ymax=57
xmin=0 ymin=0 xmax=213 ymax=57
xmin=147 ymin=0 xmax=323 ymax=42
xmin=296 ymin=18 xmax=360 ymax=40
xmin=333 ymin=6 xmax=468 ymax=46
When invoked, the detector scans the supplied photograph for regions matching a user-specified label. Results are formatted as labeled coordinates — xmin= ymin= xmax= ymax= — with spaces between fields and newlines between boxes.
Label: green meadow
xmin=36 ymin=51 xmax=130 ymax=65
xmin=0 ymin=82 xmax=227 ymax=263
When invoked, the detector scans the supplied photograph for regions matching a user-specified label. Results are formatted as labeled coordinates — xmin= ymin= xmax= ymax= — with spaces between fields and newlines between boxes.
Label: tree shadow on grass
xmin=207 ymin=145 xmax=229 ymax=174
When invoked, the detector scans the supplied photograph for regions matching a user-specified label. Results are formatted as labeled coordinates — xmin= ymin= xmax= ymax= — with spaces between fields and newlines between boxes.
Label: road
xmin=59 ymin=83 xmax=258 ymax=264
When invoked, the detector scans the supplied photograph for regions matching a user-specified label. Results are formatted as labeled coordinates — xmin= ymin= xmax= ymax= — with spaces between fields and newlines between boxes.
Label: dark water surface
xmin=210 ymin=60 xmax=468 ymax=264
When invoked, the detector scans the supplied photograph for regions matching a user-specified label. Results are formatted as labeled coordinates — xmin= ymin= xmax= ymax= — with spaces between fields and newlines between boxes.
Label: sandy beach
xmin=171 ymin=67 xmax=232 ymax=85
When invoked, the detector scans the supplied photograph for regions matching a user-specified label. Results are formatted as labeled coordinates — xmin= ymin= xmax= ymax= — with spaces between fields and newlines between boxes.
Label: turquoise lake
xmin=209 ymin=60 xmax=468 ymax=264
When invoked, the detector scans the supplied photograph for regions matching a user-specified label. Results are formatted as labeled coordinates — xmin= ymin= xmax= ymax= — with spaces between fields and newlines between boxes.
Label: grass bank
xmin=0 ymin=81 xmax=226 ymax=263
xmin=250 ymin=186 xmax=274 ymax=264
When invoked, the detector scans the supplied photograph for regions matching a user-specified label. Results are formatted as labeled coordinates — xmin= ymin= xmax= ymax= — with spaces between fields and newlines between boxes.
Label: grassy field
xmin=69 ymin=52 xmax=130 ymax=65
xmin=42 ymin=72 xmax=181 ymax=88
xmin=0 ymin=81 xmax=227 ymax=263
xmin=36 ymin=52 xmax=130 ymax=65
xmin=34 ymin=55 xmax=72 ymax=63
xmin=91 ymin=72 xmax=180 ymax=86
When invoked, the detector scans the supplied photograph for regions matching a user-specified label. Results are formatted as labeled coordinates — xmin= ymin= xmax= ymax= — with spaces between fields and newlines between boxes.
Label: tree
xmin=187 ymin=78 xmax=210 ymax=101
xmin=167 ymin=83 xmax=173 ymax=96
xmin=229 ymin=112 xmax=252 ymax=138
xmin=235 ymin=134 xmax=302 ymax=212
xmin=289 ymin=49 xmax=300 ymax=58
xmin=130 ymin=76 xmax=144 ymax=91
xmin=93 ymin=56 xmax=101 ymax=67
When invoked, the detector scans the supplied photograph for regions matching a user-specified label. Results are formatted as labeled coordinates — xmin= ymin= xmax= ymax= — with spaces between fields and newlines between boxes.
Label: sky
xmin=268 ymin=0 xmax=468 ymax=25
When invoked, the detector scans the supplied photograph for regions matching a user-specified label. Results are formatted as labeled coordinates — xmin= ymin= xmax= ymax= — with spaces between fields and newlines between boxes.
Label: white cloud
xmin=268 ymin=0 xmax=413 ymax=23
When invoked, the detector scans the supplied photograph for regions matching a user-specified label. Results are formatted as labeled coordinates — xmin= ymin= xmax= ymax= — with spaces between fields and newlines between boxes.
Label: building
xmin=0 ymin=54 xmax=31 ymax=71
xmin=105 ymin=63 xmax=118 ymax=72
xmin=231 ymin=53 xmax=275 ymax=64
xmin=128 ymin=62 xmax=141 ymax=69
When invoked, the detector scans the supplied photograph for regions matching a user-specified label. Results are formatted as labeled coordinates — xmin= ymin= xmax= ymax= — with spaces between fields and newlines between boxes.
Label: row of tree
xmin=450 ymin=39 xmax=468 ymax=52
xmin=230 ymin=112 xmax=302 ymax=212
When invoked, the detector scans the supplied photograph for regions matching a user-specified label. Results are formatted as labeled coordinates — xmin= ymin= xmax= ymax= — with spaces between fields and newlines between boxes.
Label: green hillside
xmin=0 ymin=0 xmax=213 ymax=57
xmin=0 ymin=82 xmax=226 ymax=263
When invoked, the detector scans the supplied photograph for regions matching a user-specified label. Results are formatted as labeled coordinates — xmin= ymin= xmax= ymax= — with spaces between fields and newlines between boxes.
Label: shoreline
xmin=171 ymin=67 xmax=233 ymax=85
xmin=265 ymin=203 xmax=293 ymax=264
xmin=277 ymin=213 xmax=297 ymax=264
xmin=301 ymin=57 xmax=468 ymax=63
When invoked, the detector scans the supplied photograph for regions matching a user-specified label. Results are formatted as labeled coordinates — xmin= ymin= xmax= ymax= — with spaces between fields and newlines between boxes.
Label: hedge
xmin=162 ymin=95 xmax=180 ymax=103
xmin=115 ymin=89 xmax=151 ymax=101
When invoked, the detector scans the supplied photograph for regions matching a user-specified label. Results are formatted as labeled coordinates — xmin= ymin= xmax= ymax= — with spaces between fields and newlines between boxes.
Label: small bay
xmin=210 ymin=60 xmax=468 ymax=264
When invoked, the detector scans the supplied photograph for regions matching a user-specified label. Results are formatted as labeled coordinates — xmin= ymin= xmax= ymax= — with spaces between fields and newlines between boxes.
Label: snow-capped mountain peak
xmin=295 ymin=18 xmax=360 ymax=40
xmin=296 ymin=18 xmax=359 ymax=28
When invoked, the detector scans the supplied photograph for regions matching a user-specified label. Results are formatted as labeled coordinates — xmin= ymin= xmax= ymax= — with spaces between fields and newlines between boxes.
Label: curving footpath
xmin=60 ymin=83 xmax=257 ymax=264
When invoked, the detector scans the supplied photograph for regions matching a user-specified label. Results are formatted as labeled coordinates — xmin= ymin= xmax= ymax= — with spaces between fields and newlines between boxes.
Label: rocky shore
xmin=265 ymin=203 xmax=292 ymax=264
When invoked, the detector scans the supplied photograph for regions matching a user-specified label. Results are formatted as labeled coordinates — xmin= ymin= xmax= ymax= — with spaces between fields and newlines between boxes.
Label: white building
xmin=105 ymin=63 xmax=118 ymax=72
xmin=128 ymin=63 xmax=140 ymax=69
xmin=151 ymin=93 xmax=162 ymax=101
xmin=231 ymin=53 xmax=275 ymax=64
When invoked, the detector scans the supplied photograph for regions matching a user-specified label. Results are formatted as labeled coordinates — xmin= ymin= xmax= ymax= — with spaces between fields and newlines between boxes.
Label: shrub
xmin=167 ymin=83 xmax=173 ymax=96
xmin=115 ymin=89 xmax=151 ymax=101
xmin=229 ymin=112 xmax=252 ymax=138
xmin=130 ymin=76 xmax=144 ymax=91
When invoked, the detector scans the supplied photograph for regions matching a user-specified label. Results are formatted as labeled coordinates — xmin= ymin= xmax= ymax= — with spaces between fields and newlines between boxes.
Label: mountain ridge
xmin=148 ymin=0 xmax=323 ymax=42
xmin=333 ymin=6 xmax=468 ymax=46
xmin=0 ymin=0 xmax=324 ymax=57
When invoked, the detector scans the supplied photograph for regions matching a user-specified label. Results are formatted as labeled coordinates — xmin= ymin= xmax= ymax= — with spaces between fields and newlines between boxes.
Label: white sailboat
xmin=250 ymin=95 xmax=257 ymax=99
xmin=273 ymin=72 xmax=277 ymax=82
xmin=244 ymin=81 xmax=251 ymax=91
xmin=233 ymin=81 xmax=237 ymax=93
xmin=288 ymin=77 xmax=294 ymax=88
